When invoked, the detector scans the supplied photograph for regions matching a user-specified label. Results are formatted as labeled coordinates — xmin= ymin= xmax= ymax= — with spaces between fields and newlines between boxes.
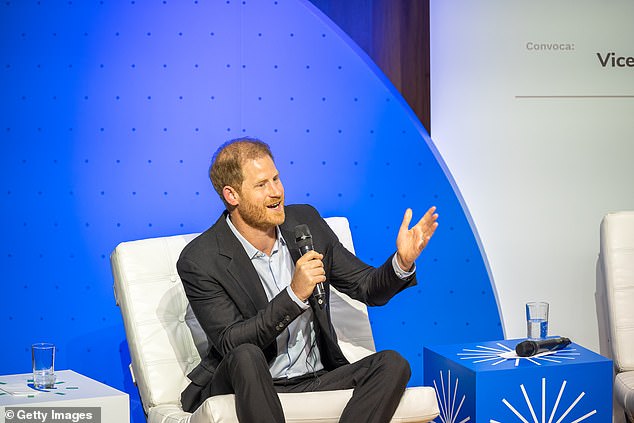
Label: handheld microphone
xmin=515 ymin=336 xmax=571 ymax=357
xmin=294 ymin=224 xmax=325 ymax=308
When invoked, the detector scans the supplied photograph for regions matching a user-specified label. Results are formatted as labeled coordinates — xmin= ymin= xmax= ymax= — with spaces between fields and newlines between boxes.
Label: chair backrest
xmin=597 ymin=211 xmax=634 ymax=372
xmin=111 ymin=217 xmax=375 ymax=413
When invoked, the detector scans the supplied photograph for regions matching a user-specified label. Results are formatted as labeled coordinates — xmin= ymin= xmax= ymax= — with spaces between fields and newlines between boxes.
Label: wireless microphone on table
xmin=515 ymin=336 xmax=571 ymax=357
xmin=294 ymin=224 xmax=325 ymax=308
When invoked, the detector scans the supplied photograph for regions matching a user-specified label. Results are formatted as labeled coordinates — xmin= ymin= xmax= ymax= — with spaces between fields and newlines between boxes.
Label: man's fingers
xmin=309 ymin=263 xmax=326 ymax=276
xmin=420 ymin=222 xmax=438 ymax=247
xmin=298 ymin=250 xmax=323 ymax=263
xmin=297 ymin=253 xmax=325 ymax=278
xmin=299 ymin=259 xmax=324 ymax=272
xmin=417 ymin=206 xmax=437 ymax=225
xmin=409 ymin=207 xmax=438 ymax=251
xmin=413 ymin=207 xmax=438 ymax=234
xmin=400 ymin=208 xmax=413 ymax=232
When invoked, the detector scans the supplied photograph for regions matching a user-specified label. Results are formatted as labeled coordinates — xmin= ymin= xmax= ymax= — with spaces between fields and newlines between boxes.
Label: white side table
xmin=0 ymin=370 xmax=129 ymax=423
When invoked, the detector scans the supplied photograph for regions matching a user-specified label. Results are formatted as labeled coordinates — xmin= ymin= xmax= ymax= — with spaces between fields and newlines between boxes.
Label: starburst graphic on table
xmin=432 ymin=369 xmax=471 ymax=423
xmin=490 ymin=378 xmax=597 ymax=423
xmin=457 ymin=342 xmax=579 ymax=367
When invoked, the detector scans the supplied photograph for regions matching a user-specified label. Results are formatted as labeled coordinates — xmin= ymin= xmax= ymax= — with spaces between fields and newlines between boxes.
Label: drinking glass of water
xmin=32 ymin=342 xmax=56 ymax=389
xmin=526 ymin=302 xmax=549 ymax=339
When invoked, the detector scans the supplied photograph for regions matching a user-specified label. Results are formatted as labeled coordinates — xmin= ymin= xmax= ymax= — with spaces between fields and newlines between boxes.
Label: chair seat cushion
xmin=615 ymin=371 xmax=634 ymax=419
xmin=148 ymin=386 xmax=439 ymax=423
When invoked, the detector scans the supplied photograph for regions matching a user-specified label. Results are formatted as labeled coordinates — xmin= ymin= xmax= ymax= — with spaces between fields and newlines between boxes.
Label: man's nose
xmin=269 ymin=181 xmax=283 ymax=197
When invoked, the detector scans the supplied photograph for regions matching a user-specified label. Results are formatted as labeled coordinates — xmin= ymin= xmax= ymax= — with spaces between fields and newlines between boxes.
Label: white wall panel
xmin=431 ymin=0 xmax=634 ymax=351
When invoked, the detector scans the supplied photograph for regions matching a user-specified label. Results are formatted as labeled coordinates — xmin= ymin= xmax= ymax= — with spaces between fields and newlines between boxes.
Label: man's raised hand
xmin=395 ymin=206 xmax=439 ymax=272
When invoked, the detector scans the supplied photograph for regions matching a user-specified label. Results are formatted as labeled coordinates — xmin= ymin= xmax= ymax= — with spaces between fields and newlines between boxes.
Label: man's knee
xmin=377 ymin=350 xmax=411 ymax=381
xmin=227 ymin=343 xmax=267 ymax=368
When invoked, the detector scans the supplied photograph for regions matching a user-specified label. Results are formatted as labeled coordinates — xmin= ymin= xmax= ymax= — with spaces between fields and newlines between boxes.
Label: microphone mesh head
xmin=294 ymin=224 xmax=313 ymax=253
xmin=294 ymin=224 xmax=311 ymax=242
xmin=515 ymin=340 xmax=538 ymax=357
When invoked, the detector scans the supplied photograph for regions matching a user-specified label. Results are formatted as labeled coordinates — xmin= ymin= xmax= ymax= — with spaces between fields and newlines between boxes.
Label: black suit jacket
xmin=177 ymin=204 xmax=416 ymax=411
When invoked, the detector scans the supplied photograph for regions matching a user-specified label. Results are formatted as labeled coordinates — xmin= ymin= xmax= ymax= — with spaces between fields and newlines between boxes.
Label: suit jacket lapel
xmin=280 ymin=224 xmax=301 ymax=264
xmin=216 ymin=215 xmax=269 ymax=313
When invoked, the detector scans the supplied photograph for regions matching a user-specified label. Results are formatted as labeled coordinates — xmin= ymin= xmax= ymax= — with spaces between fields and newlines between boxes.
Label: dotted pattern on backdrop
xmin=0 ymin=1 xmax=503 ymax=421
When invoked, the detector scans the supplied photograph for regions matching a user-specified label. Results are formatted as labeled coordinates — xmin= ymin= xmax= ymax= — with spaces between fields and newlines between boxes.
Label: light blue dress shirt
xmin=226 ymin=215 xmax=415 ymax=379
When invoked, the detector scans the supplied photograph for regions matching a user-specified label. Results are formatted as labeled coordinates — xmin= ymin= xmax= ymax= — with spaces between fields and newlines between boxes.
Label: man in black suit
xmin=177 ymin=138 xmax=438 ymax=422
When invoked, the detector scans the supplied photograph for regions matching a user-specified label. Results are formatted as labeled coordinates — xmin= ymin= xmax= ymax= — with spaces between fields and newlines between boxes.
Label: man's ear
xmin=223 ymin=186 xmax=239 ymax=207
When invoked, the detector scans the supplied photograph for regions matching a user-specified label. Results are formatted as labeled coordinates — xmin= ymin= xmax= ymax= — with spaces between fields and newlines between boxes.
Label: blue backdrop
xmin=0 ymin=1 xmax=503 ymax=421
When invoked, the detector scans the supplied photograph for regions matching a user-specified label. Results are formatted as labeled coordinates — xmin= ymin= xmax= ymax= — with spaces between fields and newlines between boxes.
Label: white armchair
xmin=597 ymin=212 xmax=634 ymax=423
xmin=111 ymin=217 xmax=440 ymax=423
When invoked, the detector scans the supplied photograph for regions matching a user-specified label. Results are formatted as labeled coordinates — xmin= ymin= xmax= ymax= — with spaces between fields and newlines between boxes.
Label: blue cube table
xmin=423 ymin=339 xmax=612 ymax=423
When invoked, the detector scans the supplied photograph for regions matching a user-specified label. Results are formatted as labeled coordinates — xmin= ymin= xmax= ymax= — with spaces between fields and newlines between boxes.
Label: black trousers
xmin=207 ymin=343 xmax=411 ymax=423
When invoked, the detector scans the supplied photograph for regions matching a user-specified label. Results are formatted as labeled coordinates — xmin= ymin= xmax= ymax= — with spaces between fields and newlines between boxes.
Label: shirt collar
xmin=225 ymin=214 xmax=286 ymax=259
